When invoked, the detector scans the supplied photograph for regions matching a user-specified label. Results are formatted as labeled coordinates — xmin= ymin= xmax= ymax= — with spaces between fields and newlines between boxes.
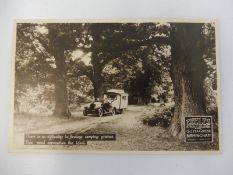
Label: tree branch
xmin=99 ymin=36 xmax=169 ymax=67
xmin=101 ymin=36 xmax=169 ymax=55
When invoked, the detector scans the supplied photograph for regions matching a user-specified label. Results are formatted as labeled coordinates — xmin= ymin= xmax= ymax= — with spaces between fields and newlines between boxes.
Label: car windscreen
xmin=106 ymin=94 xmax=117 ymax=100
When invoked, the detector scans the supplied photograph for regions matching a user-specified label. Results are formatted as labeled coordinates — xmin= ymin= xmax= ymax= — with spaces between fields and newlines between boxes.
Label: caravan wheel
xmin=119 ymin=109 xmax=125 ymax=114
xmin=111 ymin=108 xmax=116 ymax=116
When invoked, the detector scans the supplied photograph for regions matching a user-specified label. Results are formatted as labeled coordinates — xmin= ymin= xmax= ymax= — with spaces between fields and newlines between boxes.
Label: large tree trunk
xmin=93 ymin=73 xmax=104 ymax=100
xmin=92 ymin=53 xmax=104 ymax=100
xmin=53 ymin=49 xmax=71 ymax=117
xmin=169 ymin=24 xmax=207 ymax=139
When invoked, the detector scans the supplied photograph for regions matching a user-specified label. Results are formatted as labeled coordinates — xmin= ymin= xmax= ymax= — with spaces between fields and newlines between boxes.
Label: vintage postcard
xmin=9 ymin=20 xmax=221 ymax=153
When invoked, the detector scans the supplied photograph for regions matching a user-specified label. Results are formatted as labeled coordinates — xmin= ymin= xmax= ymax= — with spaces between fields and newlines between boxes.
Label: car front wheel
xmin=98 ymin=108 xmax=103 ymax=117
xmin=83 ymin=110 xmax=87 ymax=116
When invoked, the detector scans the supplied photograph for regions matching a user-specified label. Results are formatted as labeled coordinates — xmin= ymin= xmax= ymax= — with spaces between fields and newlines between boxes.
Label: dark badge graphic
xmin=185 ymin=116 xmax=213 ymax=143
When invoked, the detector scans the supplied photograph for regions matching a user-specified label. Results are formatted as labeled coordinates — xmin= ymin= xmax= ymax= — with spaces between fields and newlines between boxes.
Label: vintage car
xmin=83 ymin=89 xmax=128 ymax=117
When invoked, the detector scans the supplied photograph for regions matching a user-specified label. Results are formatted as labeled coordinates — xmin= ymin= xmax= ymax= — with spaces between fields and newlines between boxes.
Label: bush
xmin=15 ymin=84 xmax=55 ymax=114
xmin=143 ymin=105 xmax=174 ymax=128
xmin=204 ymin=78 xmax=218 ymax=129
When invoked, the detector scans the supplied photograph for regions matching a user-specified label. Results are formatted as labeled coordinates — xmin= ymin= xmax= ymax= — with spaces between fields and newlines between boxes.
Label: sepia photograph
xmin=9 ymin=20 xmax=220 ymax=153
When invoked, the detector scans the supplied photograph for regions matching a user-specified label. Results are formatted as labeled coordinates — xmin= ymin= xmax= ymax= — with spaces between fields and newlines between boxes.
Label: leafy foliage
xmin=15 ymin=84 xmax=55 ymax=114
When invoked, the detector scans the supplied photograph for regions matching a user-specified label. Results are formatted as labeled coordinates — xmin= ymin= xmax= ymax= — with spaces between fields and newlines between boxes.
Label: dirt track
xmin=12 ymin=105 xmax=168 ymax=151
xmin=12 ymin=105 xmax=219 ymax=151
xmin=16 ymin=105 xmax=146 ymax=134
